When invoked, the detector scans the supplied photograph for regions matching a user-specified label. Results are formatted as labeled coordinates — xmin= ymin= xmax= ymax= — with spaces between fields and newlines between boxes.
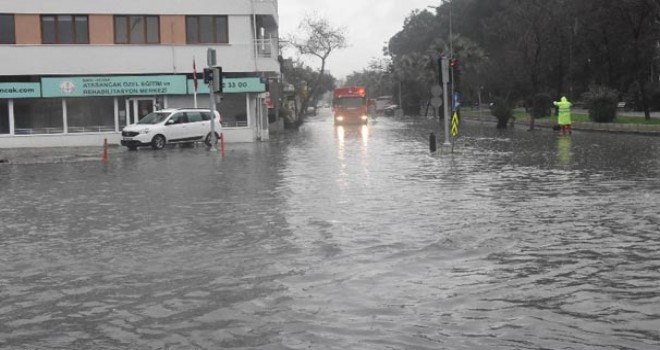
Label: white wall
xmin=0 ymin=43 xmax=279 ymax=76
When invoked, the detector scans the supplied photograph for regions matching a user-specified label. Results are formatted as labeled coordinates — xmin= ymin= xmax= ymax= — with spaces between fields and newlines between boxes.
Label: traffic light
xmin=449 ymin=58 xmax=459 ymax=88
xmin=203 ymin=67 xmax=223 ymax=93
xmin=203 ymin=68 xmax=213 ymax=84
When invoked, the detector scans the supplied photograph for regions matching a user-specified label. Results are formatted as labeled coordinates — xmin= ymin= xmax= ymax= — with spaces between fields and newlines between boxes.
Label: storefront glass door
xmin=127 ymin=98 xmax=155 ymax=124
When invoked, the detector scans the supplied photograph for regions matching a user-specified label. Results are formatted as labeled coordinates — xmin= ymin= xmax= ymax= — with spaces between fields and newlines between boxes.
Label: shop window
xmin=218 ymin=94 xmax=248 ymax=127
xmin=0 ymin=14 xmax=15 ymax=44
xmin=0 ymin=100 xmax=9 ymax=134
xmin=186 ymin=16 xmax=228 ymax=44
xmin=14 ymin=98 xmax=64 ymax=134
xmin=115 ymin=15 xmax=160 ymax=44
xmin=41 ymin=15 xmax=89 ymax=44
xmin=66 ymin=97 xmax=115 ymax=133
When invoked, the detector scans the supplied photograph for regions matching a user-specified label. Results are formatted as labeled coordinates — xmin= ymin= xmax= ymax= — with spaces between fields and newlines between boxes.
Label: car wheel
xmin=151 ymin=135 xmax=166 ymax=150
xmin=204 ymin=132 xmax=220 ymax=146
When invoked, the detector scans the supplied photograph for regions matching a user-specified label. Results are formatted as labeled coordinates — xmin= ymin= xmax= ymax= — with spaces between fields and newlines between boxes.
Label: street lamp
xmin=428 ymin=0 xmax=455 ymax=101
xmin=427 ymin=1 xmax=452 ymax=58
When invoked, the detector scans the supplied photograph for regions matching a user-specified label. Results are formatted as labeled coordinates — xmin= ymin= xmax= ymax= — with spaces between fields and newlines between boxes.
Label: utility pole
xmin=441 ymin=57 xmax=450 ymax=145
xmin=449 ymin=0 xmax=455 ymax=114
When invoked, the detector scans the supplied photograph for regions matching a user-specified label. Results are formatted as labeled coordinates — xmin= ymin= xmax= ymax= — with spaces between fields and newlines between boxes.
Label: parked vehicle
xmin=383 ymin=104 xmax=398 ymax=116
xmin=120 ymin=108 xmax=222 ymax=151
xmin=375 ymin=95 xmax=394 ymax=113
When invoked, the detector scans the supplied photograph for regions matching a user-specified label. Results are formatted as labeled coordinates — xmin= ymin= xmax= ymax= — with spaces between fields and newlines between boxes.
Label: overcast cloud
xmin=279 ymin=0 xmax=439 ymax=79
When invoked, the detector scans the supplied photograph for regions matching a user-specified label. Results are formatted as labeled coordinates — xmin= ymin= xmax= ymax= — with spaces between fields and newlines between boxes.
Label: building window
xmin=115 ymin=15 xmax=160 ymax=44
xmin=66 ymin=97 xmax=115 ymax=133
xmin=0 ymin=100 xmax=9 ymax=134
xmin=0 ymin=14 xmax=15 ymax=44
xmin=218 ymin=94 xmax=248 ymax=127
xmin=41 ymin=15 xmax=89 ymax=44
xmin=14 ymin=98 xmax=64 ymax=134
xmin=186 ymin=16 xmax=228 ymax=44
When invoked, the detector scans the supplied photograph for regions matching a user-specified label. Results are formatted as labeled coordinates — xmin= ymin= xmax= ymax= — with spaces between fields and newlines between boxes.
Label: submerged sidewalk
xmin=0 ymin=145 xmax=122 ymax=165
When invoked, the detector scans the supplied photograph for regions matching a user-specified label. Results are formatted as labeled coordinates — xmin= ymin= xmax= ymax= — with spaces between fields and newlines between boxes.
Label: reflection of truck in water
xmin=333 ymin=86 xmax=368 ymax=125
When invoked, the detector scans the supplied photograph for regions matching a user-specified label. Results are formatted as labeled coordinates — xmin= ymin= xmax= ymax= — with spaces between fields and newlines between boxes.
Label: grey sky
xmin=279 ymin=0 xmax=439 ymax=79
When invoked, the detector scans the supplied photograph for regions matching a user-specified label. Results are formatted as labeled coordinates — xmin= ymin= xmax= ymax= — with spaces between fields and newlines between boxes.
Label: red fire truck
xmin=333 ymin=86 xmax=369 ymax=125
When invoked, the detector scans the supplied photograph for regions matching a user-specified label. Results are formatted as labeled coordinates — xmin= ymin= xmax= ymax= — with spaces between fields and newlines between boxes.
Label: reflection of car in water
xmin=333 ymin=86 xmax=369 ymax=125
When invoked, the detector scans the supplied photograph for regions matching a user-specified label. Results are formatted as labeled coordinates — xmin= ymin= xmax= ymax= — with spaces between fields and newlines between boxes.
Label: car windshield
xmin=137 ymin=112 xmax=170 ymax=125
xmin=335 ymin=97 xmax=365 ymax=108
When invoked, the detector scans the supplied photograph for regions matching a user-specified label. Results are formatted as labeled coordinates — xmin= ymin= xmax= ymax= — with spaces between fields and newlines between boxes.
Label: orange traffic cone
xmin=220 ymin=133 xmax=225 ymax=157
xmin=102 ymin=138 xmax=109 ymax=164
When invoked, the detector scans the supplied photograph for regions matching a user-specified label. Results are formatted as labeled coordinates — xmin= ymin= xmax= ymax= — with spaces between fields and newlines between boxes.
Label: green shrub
xmin=490 ymin=98 xmax=513 ymax=129
xmin=532 ymin=93 xmax=552 ymax=119
xmin=583 ymin=86 xmax=618 ymax=123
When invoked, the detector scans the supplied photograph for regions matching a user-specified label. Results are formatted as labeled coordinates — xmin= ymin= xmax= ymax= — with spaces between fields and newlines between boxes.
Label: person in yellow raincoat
xmin=553 ymin=96 xmax=572 ymax=135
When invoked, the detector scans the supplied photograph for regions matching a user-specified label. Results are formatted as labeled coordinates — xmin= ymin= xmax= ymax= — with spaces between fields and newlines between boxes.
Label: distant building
xmin=0 ymin=0 xmax=279 ymax=147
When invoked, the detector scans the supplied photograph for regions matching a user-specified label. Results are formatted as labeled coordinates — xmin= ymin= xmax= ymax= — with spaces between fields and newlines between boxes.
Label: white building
xmin=0 ymin=0 xmax=279 ymax=148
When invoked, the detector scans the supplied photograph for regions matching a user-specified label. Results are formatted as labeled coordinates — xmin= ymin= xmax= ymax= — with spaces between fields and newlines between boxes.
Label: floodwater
xmin=1 ymin=110 xmax=659 ymax=349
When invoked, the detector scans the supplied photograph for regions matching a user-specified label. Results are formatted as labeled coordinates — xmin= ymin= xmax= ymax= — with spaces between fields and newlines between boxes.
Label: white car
xmin=121 ymin=108 xmax=222 ymax=151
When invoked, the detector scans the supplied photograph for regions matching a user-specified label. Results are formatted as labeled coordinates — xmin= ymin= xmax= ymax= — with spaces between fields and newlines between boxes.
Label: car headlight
xmin=336 ymin=116 xmax=344 ymax=121
xmin=361 ymin=115 xmax=368 ymax=120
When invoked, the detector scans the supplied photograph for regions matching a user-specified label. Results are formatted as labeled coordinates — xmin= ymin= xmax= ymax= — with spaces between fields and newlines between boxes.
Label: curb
xmin=461 ymin=114 xmax=660 ymax=135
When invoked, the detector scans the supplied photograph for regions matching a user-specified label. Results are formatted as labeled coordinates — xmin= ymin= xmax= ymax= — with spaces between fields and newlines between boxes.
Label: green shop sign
xmin=42 ymin=75 xmax=187 ymax=98
xmin=0 ymin=83 xmax=41 ymax=99
xmin=187 ymin=77 xmax=266 ymax=94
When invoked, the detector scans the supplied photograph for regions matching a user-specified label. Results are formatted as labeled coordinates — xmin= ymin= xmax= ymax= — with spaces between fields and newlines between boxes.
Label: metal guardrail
xmin=15 ymin=128 xmax=64 ymax=135
xmin=222 ymin=121 xmax=248 ymax=128
xmin=255 ymin=39 xmax=275 ymax=58
xmin=14 ymin=126 xmax=115 ymax=135
xmin=68 ymin=126 xmax=116 ymax=133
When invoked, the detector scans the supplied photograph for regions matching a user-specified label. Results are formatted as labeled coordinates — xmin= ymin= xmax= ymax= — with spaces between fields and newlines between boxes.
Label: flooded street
xmin=1 ymin=110 xmax=660 ymax=349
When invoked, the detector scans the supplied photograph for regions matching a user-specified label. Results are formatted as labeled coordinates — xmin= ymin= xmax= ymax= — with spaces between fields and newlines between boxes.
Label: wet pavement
xmin=1 ymin=110 xmax=660 ymax=349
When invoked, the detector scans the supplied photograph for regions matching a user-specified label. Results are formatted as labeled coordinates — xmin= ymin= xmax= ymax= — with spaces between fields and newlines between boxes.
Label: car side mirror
xmin=166 ymin=119 xmax=175 ymax=125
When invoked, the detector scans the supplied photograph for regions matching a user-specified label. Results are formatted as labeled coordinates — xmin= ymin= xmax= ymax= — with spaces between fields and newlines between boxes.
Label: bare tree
xmin=287 ymin=14 xmax=347 ymax=124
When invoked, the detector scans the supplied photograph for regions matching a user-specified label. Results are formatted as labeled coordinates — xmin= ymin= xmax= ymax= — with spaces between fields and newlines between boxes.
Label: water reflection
xmin=335 ymin=124 xmax=369 ymax=143
xmin=335 ymin=125 xmax=345 ymax=161
xmin=558 ymin=135 xmax=572 ymax=165
xmin=335 ymin=124 xmax=370 ymax=157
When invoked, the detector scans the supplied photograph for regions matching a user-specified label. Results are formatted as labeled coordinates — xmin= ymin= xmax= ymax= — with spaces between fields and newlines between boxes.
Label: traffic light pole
xmin=208 ymin=81 xmax=218 ymax=152
xmin=206 ymin=48 xmax=220 ymax=152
